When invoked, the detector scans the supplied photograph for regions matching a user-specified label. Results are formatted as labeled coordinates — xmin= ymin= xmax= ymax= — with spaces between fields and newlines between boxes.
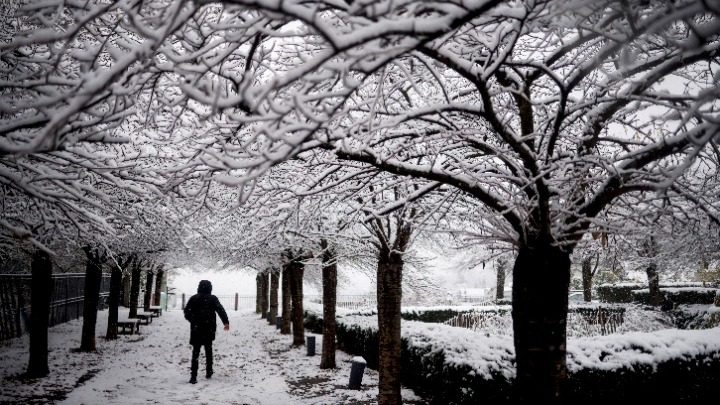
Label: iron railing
xmin=0 ymin=273 xmax=111 ymax=341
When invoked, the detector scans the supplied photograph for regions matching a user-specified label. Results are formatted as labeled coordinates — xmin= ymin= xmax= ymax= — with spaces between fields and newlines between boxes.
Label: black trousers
xmin=190 ymin=342 xmax=213 ymax=377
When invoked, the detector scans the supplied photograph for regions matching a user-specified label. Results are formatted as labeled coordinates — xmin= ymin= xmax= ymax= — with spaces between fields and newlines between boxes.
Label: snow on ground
xmin=0 ymin=309 xmax=427 ymax=405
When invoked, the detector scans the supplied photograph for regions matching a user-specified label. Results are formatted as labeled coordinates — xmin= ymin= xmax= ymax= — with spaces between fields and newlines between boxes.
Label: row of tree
xmin=23 ymin=247 xmax=165 ymax=378
xmin=253 ymin=244 xmax=339 ymax=370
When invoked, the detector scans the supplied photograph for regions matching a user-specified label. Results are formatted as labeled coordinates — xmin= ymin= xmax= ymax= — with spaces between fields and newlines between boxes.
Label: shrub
xmin=401 ymin=308 xmax=471 ymax=323
xmin=307 ymin=309 xmax=720 ymax=404
xmin=632 ymin=287 xmax=718 ymax=306
xmin=598 ymin=283 xmax=718 ymax=305
xmin=597 ymin=283 xmax=643 ymax=303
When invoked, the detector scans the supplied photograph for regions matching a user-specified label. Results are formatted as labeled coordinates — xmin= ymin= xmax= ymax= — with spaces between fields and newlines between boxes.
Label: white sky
xmin=167 ymin=255 xmax=499 ymax=301
xmin=168 ymin=266 xmax=376 ymax=298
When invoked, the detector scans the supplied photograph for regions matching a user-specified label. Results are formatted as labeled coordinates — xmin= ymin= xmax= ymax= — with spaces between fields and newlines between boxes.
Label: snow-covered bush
xmin=304 ymin=307 xmax=720 ymax=403
xmin=632 ymin=287 xmax=719 ymax=306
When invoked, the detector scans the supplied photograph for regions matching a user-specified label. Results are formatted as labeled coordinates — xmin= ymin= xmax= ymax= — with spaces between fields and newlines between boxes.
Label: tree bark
xmin=106 ymin=255 xmax=133 ymax=340
xmin=320 ymin=239 xmax=337 ymax=369
xmin=268 ymin=268 xmax=279 ymax=325
xmin=288 ymin=259 xmax=305 ymax=346
xmin=105 ymin=265 xmax=122 ymax=340
xmin=260 ymin=271 xmax=269 ymax=318
xmin=255 ymin=273 xmax=262 ymax=314
xmin=153 ymin=268 xmax=164 ymax=306
xmin=372 ymin=216 xmax=413 ymax=405
xmin=581 ymin=256 xmax=593 ymax=302
xmin=129 ymin=262 xmax=142 ymax=318
xmin=641 ymin=236 xmax=662 ymax=307
xmin=121 ymin=273 xmax=131 ymax=307
xmin=26 ymin=249 xmax=52 ymax=378
xmin=0 ymin=278 xmax=18 ymax=340
xmin=646 ymin=262 xmax=662 ymax=306
xmin=281 ymin=264 xmax=292 ymax=334
xmin=143 ymin=270 xmax=154 ymax=311
xmin=511 ymin=240 xmax=571 ymax=404
xmin=376 ymin=244 xmax=404 ymax=405
xmin=495 ymin=258 xmax=507 ymax=300
xmin=80 ymin=247 xmax=105 ymax=352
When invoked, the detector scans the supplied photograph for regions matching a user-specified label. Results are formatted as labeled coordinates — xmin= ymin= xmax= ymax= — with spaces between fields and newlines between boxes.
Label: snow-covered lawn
xmin=3 ymin=304 xmax=719 ymax=404
xmin=0 ymin=309 xmax=427 ymax=404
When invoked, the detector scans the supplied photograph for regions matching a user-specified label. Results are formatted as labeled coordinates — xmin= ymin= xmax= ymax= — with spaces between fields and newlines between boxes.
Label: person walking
xmin=183 ymin=280 xmax=230 ymax=384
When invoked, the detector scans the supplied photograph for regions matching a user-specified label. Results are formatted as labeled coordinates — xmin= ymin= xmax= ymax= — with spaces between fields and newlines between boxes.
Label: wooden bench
xmin=148 ymin=305 xmax=163 ymax=317
xmin=136 ymin=311 xmax=154 ymax=325
xmin=117 ymin=319 xmax=140 ymax=335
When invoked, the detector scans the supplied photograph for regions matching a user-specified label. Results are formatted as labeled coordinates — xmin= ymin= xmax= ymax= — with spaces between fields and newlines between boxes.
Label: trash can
xmin=348 ymin=356 xmax=366 ymax=389
xmin=306 ymin=336 xmax=316 ymax=356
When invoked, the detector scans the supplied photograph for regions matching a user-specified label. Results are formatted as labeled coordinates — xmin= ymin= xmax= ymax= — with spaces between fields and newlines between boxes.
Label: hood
xmin=197 ymin=280 xmax=212 ymax=294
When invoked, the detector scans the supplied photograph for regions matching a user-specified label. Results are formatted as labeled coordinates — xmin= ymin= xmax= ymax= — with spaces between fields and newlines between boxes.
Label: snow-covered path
xmin=1 ymin=309 xmax=427 ymax=404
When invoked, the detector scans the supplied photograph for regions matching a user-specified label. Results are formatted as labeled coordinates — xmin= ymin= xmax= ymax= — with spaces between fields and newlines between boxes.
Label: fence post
xmin=181 ymin=293 xmax=186 ymax=310
xmin=235 ymin=293 xmax=239 ymax=311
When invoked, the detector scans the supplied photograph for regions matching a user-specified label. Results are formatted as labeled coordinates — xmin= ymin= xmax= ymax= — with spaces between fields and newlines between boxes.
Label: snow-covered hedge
xmin=305 ymin=307 xmax=720 ymax=403
xmin=330 ymin=305 xmax=506 ymax=324
xmin=598 ymin=282 xmax=718 ymax=304
xmin=632 ymin=287 xmax=718 ymax=306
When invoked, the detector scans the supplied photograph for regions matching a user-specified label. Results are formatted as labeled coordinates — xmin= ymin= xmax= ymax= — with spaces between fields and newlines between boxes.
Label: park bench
xmin=148 ymin=305 xmax=162 ymax=317
xmin=136 ymin=311 xmax=154 ymax=325
xmin=117 ymin=319 xmax=140 ymax=335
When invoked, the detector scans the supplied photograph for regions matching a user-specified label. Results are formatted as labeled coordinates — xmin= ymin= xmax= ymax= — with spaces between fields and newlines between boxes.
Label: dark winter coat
xmin=183 ymin=281 xmax=229 ymax=345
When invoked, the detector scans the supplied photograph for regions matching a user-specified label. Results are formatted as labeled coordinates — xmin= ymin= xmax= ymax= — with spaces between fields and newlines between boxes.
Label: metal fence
xmin=175 ymin=294 xmax=257 ymax=311
xmin=305 ymin=294 xmax=379 ymax=310
xmin=0 ymin=273 xmax=111 ymax=342
xmin=174 ymin=293 xmax=496 ymax=312
xmin=176 ymin=294 xmax=380 ymax=311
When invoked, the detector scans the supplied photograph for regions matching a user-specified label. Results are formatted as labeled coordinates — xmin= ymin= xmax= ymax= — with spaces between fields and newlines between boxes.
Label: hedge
xmin=597 ymin=283 xmax=718 ymax=305
xmin=304 ymin=309 xmax=720 ymax=404
xmin=632 ymin=287 xmax=718 ymax=306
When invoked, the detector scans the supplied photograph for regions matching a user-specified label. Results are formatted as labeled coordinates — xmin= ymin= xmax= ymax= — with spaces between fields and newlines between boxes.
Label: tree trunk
xmin=495 ymin=258 xmax=507 ymax=300
xmin=320 ymin=240 xmax=337 ymax=369
xmin=268 ymin=268 xmax=279 ymax=325
xmin=255 ymin=273 xmax=262 ymax=314
xmin=143 ymin=270 xmax=154 ymax=311
xmin=511 ymin=240 xmax=571 ymax=404
xmin=0 ymin=278 xmax=19 ymax=340
xmin=288 ymin=260 xmax=305 ymax=346
xmin=642 ymin=236 xmax=662 ymax=307
xmin=581 ymin=256 xmax=593 ymax=302
xmin=79 ymin=248 xmax=104 ymax=352
xmin=105 ymin=266 xmax=122 ymax=340
xmin=376 ymin=245 xmax=404 ymax=405
xmin=646 ymin=263 xmax=662 ymax=306
xmin=153 ymin=269 xmax=164 ymax=306
xmin=129 ymin=266 xmax=141 ymax=318
xmin=260 ymin=271 xmax=269 ymax=318
xmin=26 ymin=249 xmax=52 ymax=378
xmin=281 ymin=264 xmax=292 ymax=334
xmin=122 ymin=273 xmax=131 ymax=307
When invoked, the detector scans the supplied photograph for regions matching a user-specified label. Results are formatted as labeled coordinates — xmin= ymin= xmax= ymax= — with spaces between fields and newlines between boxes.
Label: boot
xmin=190 ymin=355 xmax=199 ymax=384
xmin=206 ymin=354 xmax=213 ymax=379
